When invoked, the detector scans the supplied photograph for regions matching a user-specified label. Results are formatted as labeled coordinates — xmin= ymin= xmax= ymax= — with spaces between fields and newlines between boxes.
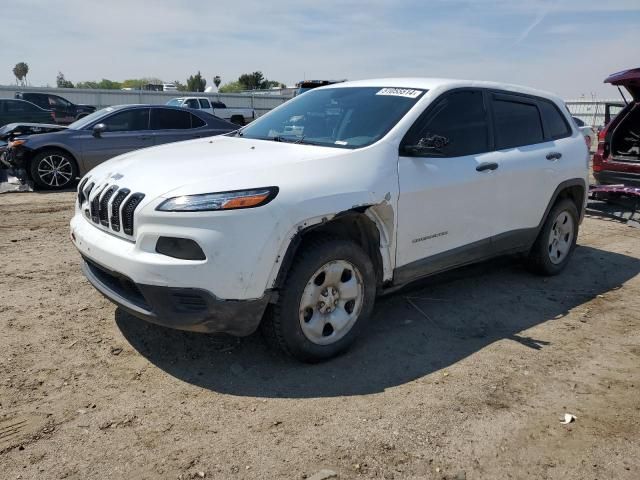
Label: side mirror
xmin=92 ymin=123 xmax=106 ymax=137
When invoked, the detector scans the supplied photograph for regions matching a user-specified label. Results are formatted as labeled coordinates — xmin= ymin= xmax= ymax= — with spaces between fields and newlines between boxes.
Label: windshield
xmin=68 ymin=107 xmax=117 ymax=130
xmin=166 ymin=98 xmax=183 ymax=107
xmin=240 ymin=87 xmax=425 ymax=149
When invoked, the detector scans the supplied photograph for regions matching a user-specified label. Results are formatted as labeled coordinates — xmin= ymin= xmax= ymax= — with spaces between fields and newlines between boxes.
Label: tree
xmin=213 ymin=75 xmax=221 ymax=89
xmin=13 ymin=62 xmax=29 ymax=86
xmin=238 ymin=71 xmax=265 ymax=90
xmin=96 ymin=79 xmax=122 ymax=89
xmin=76 ymin=81 xmax=99 ymax=89
xmin=56 ymin=72 xmax=74 ymax=88
xmin=173 ymin=80 xmax=188 ymax=92
xmin=186 ymin=71 xmax=206 ymax=92
xmin=236 ymin=71 xmax=283 ymax=90
xmin=218 ymin=81 xmax=244 ymax=93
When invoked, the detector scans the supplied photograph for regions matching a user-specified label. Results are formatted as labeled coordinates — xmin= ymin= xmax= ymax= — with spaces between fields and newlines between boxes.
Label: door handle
xmin=137 ymin=135 xmax=152 ymax=141
xmin=546 ymin=152 xmax=562 ymax=160
xmin=476 ymin=161 xmax=499 ymax=172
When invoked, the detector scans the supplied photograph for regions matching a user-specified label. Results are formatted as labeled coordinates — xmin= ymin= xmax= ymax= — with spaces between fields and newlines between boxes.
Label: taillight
xmin=50 ymin=111 xmax=55 ymax=122
xmin=592 ymin=125 xmax=609 ymax=173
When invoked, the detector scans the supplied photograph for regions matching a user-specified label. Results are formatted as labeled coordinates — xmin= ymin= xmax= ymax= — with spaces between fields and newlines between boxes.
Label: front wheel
xmin=527 ymin=198 xmax=579 ymax=275
xmin=262 ymin=237 xmax=377 ymax=362
xmin=29 ymin=149 xmax=78 ymax=190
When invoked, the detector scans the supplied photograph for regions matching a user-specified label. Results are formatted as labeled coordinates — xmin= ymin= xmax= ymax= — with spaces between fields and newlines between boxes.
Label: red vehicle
xmin=593 ymin=68 xmax=640 ymax=186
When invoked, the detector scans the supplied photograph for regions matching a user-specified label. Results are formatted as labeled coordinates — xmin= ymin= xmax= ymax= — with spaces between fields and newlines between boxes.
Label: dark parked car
xmin=8 ymin=105 xmax=238 ymax=189
xmin=0 ymin=99 xmax=55 ymax=127
xmin=593 ymin=68 xmax=640 ymax=186
xmin=15 ymin=92 xmax=96 ymax=124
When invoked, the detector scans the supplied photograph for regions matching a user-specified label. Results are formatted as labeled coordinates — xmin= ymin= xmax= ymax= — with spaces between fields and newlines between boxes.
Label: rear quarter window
xmin=150 ymin=108 xmax=194 ymax=130
xmin=492 ymin=96 xmax=544 ymax=149
xmin=539 ymin=100 xmax=571 ymax=139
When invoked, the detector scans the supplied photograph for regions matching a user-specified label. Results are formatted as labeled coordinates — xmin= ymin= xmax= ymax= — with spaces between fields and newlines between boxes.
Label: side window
xmin=185 ymin=99 xmax=200 ymax=109
xmin=49 ymin=95 xmax=72 ymax=108
xmin=538 ymin=100 xmax=571 ymax=139
xmin=24 ymin=95 xmax=47 ymax=109
xmin=403 ymin=90 xmax=489 ymax=157
xmin=102 ymin=108 xmax=150 ymax=132
xmin=150 ymin=108 xmax=193 ymax=130
xmin=191 ymin=114 xmax=206 ymax=128
xmin=492 ymin=96 xmax=543 ymax=149
xmin=198 ymin=99 xmax=210 ymax=109
xmin=6 ymin=100 xmax=30 ymax=112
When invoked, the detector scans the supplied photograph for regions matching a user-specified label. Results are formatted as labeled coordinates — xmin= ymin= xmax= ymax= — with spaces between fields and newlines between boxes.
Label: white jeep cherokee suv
xmin=71 ymin=78 xmax=588 ymax=362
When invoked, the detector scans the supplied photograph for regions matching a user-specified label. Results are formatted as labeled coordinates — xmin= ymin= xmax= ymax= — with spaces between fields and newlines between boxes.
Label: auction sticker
xmin=376 ymin=88 xmax=422 ymax=98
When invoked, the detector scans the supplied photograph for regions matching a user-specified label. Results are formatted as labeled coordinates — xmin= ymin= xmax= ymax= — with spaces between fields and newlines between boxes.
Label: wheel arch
xmin=270 ymin=205 xmax=394 ymax=296
xmin=26 ymin=146 xmax=81 ymax=186
xmin=545 ymin=178 xmax=587 ymax=225
xmin=27 ymin=145 xmax=80 ymax=171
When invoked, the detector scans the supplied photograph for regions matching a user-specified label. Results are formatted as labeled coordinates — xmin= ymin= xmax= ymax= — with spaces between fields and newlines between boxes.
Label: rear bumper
xmin=594 ymin=169 xmax=640 ymax=187
xmin=82 ymin=257 xmax=269 ymax=336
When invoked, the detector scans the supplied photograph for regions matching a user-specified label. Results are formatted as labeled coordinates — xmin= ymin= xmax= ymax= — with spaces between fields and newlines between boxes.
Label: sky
xmin=2 ymin=0 xmax=639 ymax=99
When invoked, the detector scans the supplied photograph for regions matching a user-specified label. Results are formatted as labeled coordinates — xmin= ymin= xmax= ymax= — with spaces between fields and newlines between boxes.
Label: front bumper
xmin=82 ymin=257 xmax=269 ymax=335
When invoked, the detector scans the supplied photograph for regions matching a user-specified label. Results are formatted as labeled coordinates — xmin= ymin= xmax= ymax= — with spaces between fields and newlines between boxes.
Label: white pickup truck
xmin=167 ymin=97 xmax=255 ymax=125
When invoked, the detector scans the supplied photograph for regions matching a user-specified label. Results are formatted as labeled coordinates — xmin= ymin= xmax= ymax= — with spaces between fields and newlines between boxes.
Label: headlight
xmin=156 ymin=187 xmax=278 ymax=212
xmin=8 ymin=139 xmax=26 ymax=148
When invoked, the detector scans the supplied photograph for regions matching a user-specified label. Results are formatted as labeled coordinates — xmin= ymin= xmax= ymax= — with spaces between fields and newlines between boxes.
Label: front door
xmin=80 ymin=108 xmax=152 ymax=169
xmin=395 ymin=89 xmax=498 ymax=282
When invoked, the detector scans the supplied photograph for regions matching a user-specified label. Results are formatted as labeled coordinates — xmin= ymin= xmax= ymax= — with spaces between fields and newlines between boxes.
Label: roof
xmin=324 ymin=77 xmax=565 ymax=103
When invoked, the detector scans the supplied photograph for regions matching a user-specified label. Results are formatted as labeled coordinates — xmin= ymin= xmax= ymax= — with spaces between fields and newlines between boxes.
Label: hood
xmin=84 ymin=135 xmax=350 ymax=200
xmin=16 ymin=128 xmax=72 ymax=145
xmin=605 ymin=68 xmax=640 ymax=101
xmin=76 ymin=104 xmax=96 ymax=112
xmin=0 ymin=122 xmax=67 ymax=136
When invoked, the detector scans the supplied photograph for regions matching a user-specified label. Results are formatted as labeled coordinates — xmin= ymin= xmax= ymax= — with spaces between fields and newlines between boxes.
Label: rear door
xmin=486 ymin=92 xmax=570 ymax=249
xmin=395 ymin=89 xmax=498 ymax=280
xmin=80 ymin=108 xmax=152 ymax=169
xmin=150 ymin=108 xmax=208 ymax=144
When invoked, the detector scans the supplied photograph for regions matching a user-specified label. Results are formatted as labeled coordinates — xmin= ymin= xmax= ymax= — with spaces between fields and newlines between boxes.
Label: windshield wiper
xmin=272 ymin=135 xmax=307 ymax=144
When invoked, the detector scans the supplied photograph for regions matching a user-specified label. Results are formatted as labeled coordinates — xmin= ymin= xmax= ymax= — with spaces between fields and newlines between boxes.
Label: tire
xmin=261 ymin=237 xmax=377 ymax=362
xmin=526 ymin=198 xmax=579 ymax=275
xmin=29 ymin=149 xmax=78 ymax=190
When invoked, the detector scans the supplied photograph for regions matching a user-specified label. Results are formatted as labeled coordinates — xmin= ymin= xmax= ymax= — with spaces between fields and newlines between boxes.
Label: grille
xmin=77 ymin=177 xmax=88 ymax=204
xmin=110 ymin=189 xmax=130 ymax=232
xmin=99 ymin=186 xmax=118 ymax=226
xmin=84 ymin=257 xmax=150 ymax=311
xmin=80 ymin=180 xmax=144 ymax=237
xmin=122 ymin=193 xmax=145 ymax=235
xmin=170 ymin=292 xmax=208 ymax=312
xmin=90 ymin=185 xmax=107 ymax=223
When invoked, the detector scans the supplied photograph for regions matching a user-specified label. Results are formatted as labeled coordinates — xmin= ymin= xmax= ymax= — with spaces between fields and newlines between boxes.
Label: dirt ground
xmin=1 ymin=191 xmax=639 ymax=480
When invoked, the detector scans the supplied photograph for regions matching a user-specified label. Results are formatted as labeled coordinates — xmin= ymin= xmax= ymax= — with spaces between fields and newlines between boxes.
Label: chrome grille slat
xmin=90 ymin=184 xmax=108 ymax=224
xmin=77 ymin=177 xmax=89 ymax=204
xmin=110 ymin=189 xmax=130 ymax=232
xmin=99 ymin=186 xmax=118 ymax=226
xmin=122 ymin=193 xmax=145 ymax=236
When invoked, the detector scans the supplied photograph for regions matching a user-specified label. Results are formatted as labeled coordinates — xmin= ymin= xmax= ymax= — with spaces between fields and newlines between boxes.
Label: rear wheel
xmin=527 ymin=198 xmax=579 ymax=275
xmin=262 ymin=237 xmax=376 ymax=362
xmin=29 ymin=149 xmax=78 ymax=190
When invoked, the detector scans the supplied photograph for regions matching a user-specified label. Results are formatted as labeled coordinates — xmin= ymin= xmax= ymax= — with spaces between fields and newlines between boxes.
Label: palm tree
xmin=13 ymin=62 xmax=29 ymax=86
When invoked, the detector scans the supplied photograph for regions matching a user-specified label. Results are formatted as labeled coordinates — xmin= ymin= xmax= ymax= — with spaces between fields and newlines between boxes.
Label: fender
xmin=266 ymin=202 xmax=396 ymax=293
